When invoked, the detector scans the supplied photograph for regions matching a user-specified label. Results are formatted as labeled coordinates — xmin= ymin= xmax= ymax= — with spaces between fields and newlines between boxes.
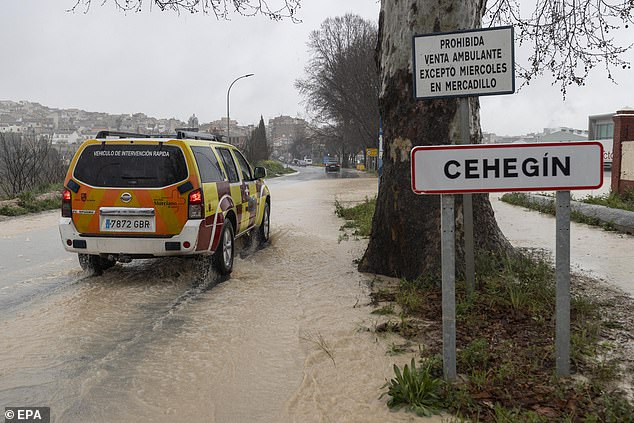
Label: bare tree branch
xmin=67 ymin=0 xmax=302 ymax=21
xmin=296 ymin=14 xmax=379 ymax=158
xmin=485 ymin=0 xmax=633 ymax=96
xmin=0 ymin=133 xmax=64 ymax=198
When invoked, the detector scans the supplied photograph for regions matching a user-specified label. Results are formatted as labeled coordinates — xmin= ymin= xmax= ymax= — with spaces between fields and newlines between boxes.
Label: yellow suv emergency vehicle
xmin=59 ymin=130 xmax=270 ymax=276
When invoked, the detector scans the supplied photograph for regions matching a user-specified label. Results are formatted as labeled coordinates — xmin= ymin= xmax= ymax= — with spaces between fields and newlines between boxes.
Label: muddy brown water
xmin=3 ymin=171 xmax=630 ymax=423
xmin=0 ymin=176 xmax=433 ymax=423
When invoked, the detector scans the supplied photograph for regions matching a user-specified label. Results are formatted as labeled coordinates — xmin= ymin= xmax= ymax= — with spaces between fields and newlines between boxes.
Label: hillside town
xmin=0 ymin=100 xmax=310 ymax=162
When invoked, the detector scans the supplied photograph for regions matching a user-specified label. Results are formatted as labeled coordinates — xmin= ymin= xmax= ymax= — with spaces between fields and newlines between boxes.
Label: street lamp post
xmin=226 ymin=73 xmax=254 ymax=145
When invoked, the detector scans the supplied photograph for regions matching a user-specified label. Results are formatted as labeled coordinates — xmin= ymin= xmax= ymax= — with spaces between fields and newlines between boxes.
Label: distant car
xmin=324 ymin=157 xmax=340 ymax=172
xmin=325 ymin=162 xmax=340 ymax=172
xmin=303 ymin=158 xmax=313 ymax=165
xmin=59 ymin=130 xmax=271 ymax=276
xmin=298 ymin=160 xmax=307 ymax=167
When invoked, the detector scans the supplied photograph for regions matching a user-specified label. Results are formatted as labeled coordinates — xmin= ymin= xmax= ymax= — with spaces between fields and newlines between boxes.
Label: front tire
xmin=213 ymin=221 xmax=235 ymax=275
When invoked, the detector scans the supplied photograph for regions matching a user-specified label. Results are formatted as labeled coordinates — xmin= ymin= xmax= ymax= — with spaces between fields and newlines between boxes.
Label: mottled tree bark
xmin=359 ymin=0 xmax=512 ymax=280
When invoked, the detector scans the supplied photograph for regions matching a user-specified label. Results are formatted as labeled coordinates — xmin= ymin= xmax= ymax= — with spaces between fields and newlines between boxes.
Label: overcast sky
xmin=1 ymin=0 xmax=633 ymax=136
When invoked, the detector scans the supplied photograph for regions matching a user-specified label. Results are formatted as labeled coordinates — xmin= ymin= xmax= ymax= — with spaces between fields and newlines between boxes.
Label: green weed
xmin=371 ymin=304 xmax=395 ymax=315
xmin=395 ymin=280 xmax=424 ymax=314
xmin=334 ymin=196 xmax=375 ymax=237
xmin=387 ymin=342 xmax=410 ymax=356
xmin=381 ymin=358 xmax=444 ymax=417
xmin=459 ymin=338 xmax=490 ymax=370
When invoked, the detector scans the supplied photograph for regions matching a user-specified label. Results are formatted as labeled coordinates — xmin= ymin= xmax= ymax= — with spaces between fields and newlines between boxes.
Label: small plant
xmin=396 ymin=279 xmax=424 ymax=314
xmin=371 ymin=304 xmax=395 ymax=315
xmin=459 ymin=338 xmax=490 ymax=370
xmin=381 ymin=358 xmax=443 ymax=417
xmin=300 ymin=331 xmax=336 ymax=366
xmin=468 ymin=369 xmax=490 ymax=390
xmin=506 ymin=281 xmax=529 ymax=311
xmin=387 ymin=342 xmax=410 ymax=356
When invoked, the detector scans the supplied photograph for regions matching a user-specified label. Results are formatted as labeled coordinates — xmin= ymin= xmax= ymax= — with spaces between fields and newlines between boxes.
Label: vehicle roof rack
xmin=96 ymin=131 xmax=154 ymax=139
xmin=176 ymin=130 xmax=220 ymax=141
xmin=95 ymin=130 xmax=221 ymax=141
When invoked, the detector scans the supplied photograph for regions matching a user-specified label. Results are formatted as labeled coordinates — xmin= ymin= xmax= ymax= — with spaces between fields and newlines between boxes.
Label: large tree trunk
xmin=359 ymin=0 xmax=513 ymax=280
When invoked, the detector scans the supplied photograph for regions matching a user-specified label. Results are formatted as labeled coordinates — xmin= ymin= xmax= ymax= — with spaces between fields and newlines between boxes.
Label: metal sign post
xmin=378 ymin=117 xmax=384 ymax=188
xmin=441 ymin=194 xmax=457 ymax=379
xmin=556 ymin=191 xmax=571 ymax=376
xmin=459 ymin=98 xmax=475 ymax=294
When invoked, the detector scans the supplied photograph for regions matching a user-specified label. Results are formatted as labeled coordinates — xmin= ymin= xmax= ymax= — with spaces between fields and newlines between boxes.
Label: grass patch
xmin=0 ymin=187 xmax=62 ymax=216
xmin=334 ymin=196 xmax=376 ymax=238
xmin=380 ymin=251 xmax=634 ymax=421
xmin=580 ymin=190 xmax=634 ymax=212
xmin=500 ymin=192 xmax=619 ymax=231
xmin=257 ymin=160 xmax=295 ymax=177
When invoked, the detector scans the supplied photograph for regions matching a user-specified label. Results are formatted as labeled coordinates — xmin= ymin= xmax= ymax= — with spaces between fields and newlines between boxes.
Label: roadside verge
xmin=502 ymin=193 xmax=634 ymax=235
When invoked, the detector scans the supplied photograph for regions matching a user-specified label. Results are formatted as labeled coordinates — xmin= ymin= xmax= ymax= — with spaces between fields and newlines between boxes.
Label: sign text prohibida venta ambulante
xmin=412 ymin=26 xmax=515 ymax=99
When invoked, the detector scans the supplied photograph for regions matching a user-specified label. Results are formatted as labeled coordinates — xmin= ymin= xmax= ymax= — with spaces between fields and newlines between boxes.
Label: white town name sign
xmin=411 ymin=142 xmax=603 ymax=194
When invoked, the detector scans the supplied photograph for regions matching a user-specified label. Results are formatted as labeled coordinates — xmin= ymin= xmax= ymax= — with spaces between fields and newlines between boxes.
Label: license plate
xmin=100 ymin=216 xmax=155 ymax=232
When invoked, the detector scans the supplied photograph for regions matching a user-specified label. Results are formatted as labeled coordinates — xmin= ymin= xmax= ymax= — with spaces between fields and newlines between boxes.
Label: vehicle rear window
xmin=73 ymin=144 xmax=188 ymax=188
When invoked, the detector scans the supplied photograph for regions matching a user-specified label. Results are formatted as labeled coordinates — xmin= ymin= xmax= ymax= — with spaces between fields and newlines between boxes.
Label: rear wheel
xmin=258 ymin=202 xmax=270 ymax=245
xmin=213 ymin=221 xmax=234 ymax=275
xmin=78 ymin=254 xmax=114 ymax=275
xmin=192 ymin=254 xmax=214 ymax=283
xmin=102 ymin=256 xmax=116 ymax=270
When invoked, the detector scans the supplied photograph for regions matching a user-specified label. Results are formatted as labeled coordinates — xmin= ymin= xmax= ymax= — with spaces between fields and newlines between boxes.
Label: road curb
xmin=522 ymin=193 xmax=634 ymax=235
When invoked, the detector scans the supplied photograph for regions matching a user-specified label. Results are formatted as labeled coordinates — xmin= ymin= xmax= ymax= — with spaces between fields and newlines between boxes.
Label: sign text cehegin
xmin=444 ymin=155 xmax=570 ymax=180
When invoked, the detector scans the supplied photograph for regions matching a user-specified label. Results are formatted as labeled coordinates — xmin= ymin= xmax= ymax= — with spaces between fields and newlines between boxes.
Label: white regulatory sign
xmin=411 ymin=142 xmax=603 ymax=194
xmin=413 ymin=26 xmax=515 ymax=99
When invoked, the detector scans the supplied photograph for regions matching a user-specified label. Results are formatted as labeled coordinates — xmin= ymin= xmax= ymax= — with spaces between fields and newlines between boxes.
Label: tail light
xmin=188 ymin=189 xmax=203 ymax=219
xmin=62 ymin=189 xmax=72 ymax=217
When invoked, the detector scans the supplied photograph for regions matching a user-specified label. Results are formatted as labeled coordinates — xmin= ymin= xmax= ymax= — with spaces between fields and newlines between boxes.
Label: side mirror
xmin=254 ymin=166 xmax=267 ymax=179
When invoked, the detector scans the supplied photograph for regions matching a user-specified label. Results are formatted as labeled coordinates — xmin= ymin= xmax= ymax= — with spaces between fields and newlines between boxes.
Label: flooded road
xmin=0 ymin=168 xmax=427 ymax=423
xmin=3 ymin=165 xmax=630 ymax=423
xmin=491 ymin=191 xmax=634 ymax=298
